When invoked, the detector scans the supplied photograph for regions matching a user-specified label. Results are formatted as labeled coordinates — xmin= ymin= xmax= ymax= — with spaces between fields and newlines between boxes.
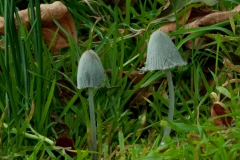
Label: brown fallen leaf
xmin=184 ymin=36 xmax=210 ymax=49
xmin=129 ymin=87 xmax=152 ymax=107
xmin=187 ymin=11 xmax=230 ymax=28
xmin=180 ymin=8 xmax=214 ymax=49
xmin=160 ymin=9 xmax=192 ymax=33
xmin=123 ymin=70 xmax=152 ymax=110
xmin=210 ymin=103 xmax=233 ymax=127
xmin=187 ymin=8 xmax=211 ymax=23
xmin=0 ymin=1 xmax=77 ymax=51
xmin=199 ymin=5 xmax=215 ymax=13
xmin=57 ymin=79 xmax=76 ymax=106
xmin=0 ymin=18 xmax=3 ymax=35
xmin=50 ymin=112 xmax=70 ymax=137
xmin=184 ymin=5 xmax=240 ymax=49
xmin=102 ymin=0 xmax=137 ymax=15
xmin=55 ymin=136 xmax=77 ymax=158
xmin=124 ymin=70 xmax=146 ymax=85
xmin=223 ymin=57 xmax=240 ymax=73
xmin=158 ymin=5 xmax=240 ymax=49
xmin=118 ymin=29 xmax=125 ymax=35
xmin=186 ymin=5 xmax=240 ymax=29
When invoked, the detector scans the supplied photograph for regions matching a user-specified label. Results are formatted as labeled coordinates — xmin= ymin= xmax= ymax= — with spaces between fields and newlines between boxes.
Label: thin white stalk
xmin=161 ymin=69 xmax=174 ymax=144
xmin=88 ymin=87 xmax=97 ymax=160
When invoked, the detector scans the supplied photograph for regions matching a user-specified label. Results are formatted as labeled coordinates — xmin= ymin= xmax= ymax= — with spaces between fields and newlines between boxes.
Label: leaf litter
xmin=0 ymin=1 xmax=77 ymax=51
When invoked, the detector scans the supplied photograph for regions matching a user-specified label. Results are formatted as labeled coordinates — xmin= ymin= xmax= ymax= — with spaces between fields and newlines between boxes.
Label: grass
xmin=0 ymin=0 xmax=240 ymax=159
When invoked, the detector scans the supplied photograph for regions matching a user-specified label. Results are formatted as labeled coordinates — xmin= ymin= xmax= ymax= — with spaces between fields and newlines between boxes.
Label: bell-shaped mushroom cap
xmin=145 ymin=30 xmax=186 ymax=71
xmin=77 ymin=50 xmax=104 ymax=89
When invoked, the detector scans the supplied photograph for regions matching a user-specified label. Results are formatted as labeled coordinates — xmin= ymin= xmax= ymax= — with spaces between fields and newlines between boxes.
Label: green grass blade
xmin=39 ymin=79 xmax=56 ymax=131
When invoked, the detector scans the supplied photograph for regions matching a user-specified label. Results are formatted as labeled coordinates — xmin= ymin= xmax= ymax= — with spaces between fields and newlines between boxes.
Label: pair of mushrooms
xmin=77 ymin=30 xmax=186 ymax=158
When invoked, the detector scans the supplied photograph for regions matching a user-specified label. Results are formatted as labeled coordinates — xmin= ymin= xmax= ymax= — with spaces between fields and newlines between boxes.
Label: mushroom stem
xmin=161 ymin=69 xmax=174 ymax=143
xmin=88 ymin=87 xmax=97 ymax=160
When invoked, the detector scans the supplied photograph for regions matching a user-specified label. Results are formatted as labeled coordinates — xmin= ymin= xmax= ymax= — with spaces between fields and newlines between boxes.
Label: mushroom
xmin=143 ymin=30 xmax=186 ymax=143
xmin=77 ymin=50 xmax=104 ymax=159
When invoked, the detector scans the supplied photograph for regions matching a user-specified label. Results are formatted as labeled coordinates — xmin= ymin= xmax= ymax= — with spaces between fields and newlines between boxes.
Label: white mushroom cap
xmin=145 ymin=30 xmax=186 ymax=71
xmin=77 ymin=50 xmax=104 ymax=89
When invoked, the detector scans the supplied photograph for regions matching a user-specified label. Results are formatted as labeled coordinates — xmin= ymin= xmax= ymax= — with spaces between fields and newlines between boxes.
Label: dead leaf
xmin=124 ymin=70 xmax=146 ymax=85
xmin=210 ymin=103 xmax=233 ymax=127
xmin=0 ymin=1 xmax=77 ymax=51
xmin=186 ymin=5 xmax=240 ymax=29
xmin=125 ymin=72 xmax=151 ymax=109
xmin=160 ymin=10 xmax=191 ymax=33
xmin=189 ymin=9 xmax=208 ymax=22
xmin=102 ymin=0 xmax=137 ymax=15
xmin=199 ymin=5 xmax=215 ymax=13
xmin=178 ymin=5 xmax=240 ymax=49
xmin=184 ymin=36 xmax=210 ymax=49
xmin=50 ymin=112 xmax=70 ymax=137
xmin=158 ymin=0 xmax=218 ymax=22
xmin=57 ymin=79 xmax=77 ymax=106
xmin=0 ymin=18 xmax=3 ymax=35
xmin=223 ymin=57 xmax=240 ymax=73
xmin=232 ymin=4 xmax=240 ymax=12
xmin=118 ymin=29 xmax=125 ymax=35
xmin=55 ymin=136 xmax=77 ymax=158
xmin=188 ymin=133 xmax=200 ymax=140
xmin=189 ymin=11 xmax=230 ymax=27
xmin=129 ymin=87 xmax=152 ymax=107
